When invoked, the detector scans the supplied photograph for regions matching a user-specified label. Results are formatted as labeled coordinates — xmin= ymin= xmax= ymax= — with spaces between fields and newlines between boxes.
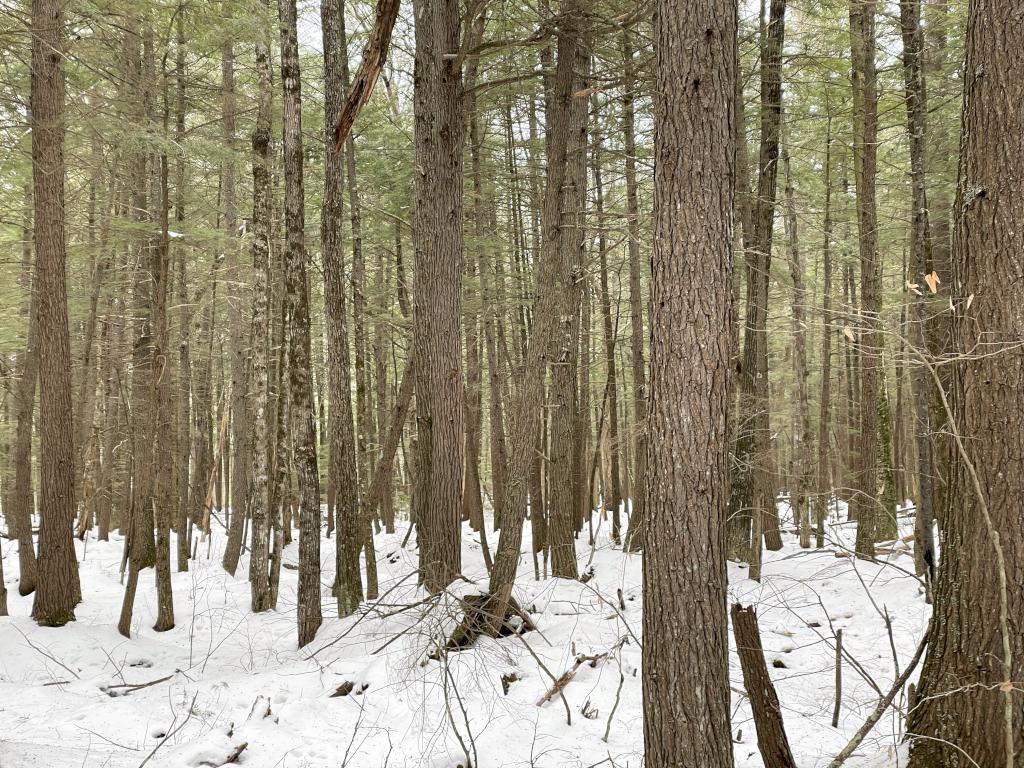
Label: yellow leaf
xmin=924 ymin=271 xmax=941 ymax=294
xmin=843 ymin=326 xmax=855 ymax=341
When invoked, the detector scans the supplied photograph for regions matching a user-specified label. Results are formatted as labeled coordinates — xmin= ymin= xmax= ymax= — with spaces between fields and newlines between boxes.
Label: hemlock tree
xmin=411 ymin=0 xmax=466 ymax=593
xmin=30 ymin=0 xmax=82 ymax=627
xmin=907 ymin=0 xmax=1024 ymax=763
xmin=642 ymin=0 xmax=736 ymax=764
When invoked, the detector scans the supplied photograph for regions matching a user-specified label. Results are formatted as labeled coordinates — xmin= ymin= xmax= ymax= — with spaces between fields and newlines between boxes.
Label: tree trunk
xmin=815 ymin=121 xmax=835 ymax=549
xmin=248 ymin=24 xmax=274 ymax=614
xmin=11 ymin=186 xmax=39 ymax=596
xmin=782 ymin=131 xmax=812 ymax=549
xmin=731 ymin=604 xmax=797 ymax=768
xmin=411 ymin=0 xmax=465 ymax=592
xmin=322 ymin=0 xmax=362 ymax=617
xmin=30 ymin=0 xmax=82 ymax=626
xmin=849 ymin=0 xmax=886 ymax=557
xmin=621 ymin=31 xmax=646 ymax=554
xmin=278 ymin=0 xmax=322 ymax=648
xmin=908 ymin=1 xmax=1024 ymax=763
xmin=643 ymin=0 xmax=736 ymax=762
xmin=899 ymin=0 xmax=936 ymax=592
xmin=731 ymin=0 xmax=786 ymax=564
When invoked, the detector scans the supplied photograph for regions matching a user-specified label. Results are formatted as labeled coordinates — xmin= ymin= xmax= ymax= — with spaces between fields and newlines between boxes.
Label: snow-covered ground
xmin=0 ymin=502 xmax=929 ymax=767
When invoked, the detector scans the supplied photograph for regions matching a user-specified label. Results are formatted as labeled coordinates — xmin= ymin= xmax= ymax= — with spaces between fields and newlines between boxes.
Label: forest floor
xmin=0 ymin=502 xmax=929 ymax=768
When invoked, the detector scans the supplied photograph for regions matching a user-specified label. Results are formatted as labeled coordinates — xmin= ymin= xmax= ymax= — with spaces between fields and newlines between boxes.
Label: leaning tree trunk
xmin=643 ymin=0 xmax=737 ymax=763
xmin=907 ymin=1 xmax=1024 ymax=764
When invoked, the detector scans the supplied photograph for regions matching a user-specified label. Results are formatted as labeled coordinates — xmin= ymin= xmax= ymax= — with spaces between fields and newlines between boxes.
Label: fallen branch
xmin=537 ymin=652 xmax=608 ymax=707
xmin=826 ymin=625 xmax=929 ymax=768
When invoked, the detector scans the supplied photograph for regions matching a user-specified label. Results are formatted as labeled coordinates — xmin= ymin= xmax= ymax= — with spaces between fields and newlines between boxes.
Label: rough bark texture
xmin=322 ymin=0 xmax=362 ymax=617
xmin=907 ymin=0 xmax=1024 ymax=763
xmin=850 ymin=0 xmax=887 ymax=556
xmin=642 ymin=0 xmax=736 ymax=763
xmin=731 ymin=0 xmax=786 ymax=564
xmin=30 ymin=0 xmax=82 ymax=626
xmin=411 ymin=0 xmax=465 ymax=592
xmin=248 ymin=28 xmax=274 ymax=614
xmin=278 ymin=0 xmax=322 ymax=648
xmin=899 ymin=0 xmax=936 ymax=589
xmin=732 ymin=604 xmax=797 ymax=768
xmin=547 ymin=44 xmax=589 ymax=580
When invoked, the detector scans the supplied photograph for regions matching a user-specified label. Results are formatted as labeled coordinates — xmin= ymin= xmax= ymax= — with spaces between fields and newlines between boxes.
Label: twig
xmin=137 ymin=691 xmax=198 ymax=768
xmin=826 ymin=626 xmax=929 ymax=768
xmin=832 ymin=629 xmax=842 ymax=728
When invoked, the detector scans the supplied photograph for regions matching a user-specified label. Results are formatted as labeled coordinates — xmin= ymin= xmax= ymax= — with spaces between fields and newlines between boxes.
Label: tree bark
xmin=908 ymin=1 xmax=1024 ymax=763
xmin=322 ymin=0 xmax=363 ymax=617
xmin=30 ymin=0 xmax=82 ymax=626
xmin=278 ymin=0 xmax=322 ymax=648
xmin=643 ymin=0 xmax=737 ymax=762
xmin=411 ymin=0 xmax=466 ymax=592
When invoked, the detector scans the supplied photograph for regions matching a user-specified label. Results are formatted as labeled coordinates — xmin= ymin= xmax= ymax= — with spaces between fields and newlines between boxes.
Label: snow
xmin=0 ymin=502 xmax=929 ymax=767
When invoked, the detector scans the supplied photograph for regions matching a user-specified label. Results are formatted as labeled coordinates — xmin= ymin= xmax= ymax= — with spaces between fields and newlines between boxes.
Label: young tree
xmin=907 ymin=0 xmax=1024 ymax=763
xmin=30 ymin=0 xmax=82 ymax=626
xmin=642 ymin=0 xmax=736 ymax=763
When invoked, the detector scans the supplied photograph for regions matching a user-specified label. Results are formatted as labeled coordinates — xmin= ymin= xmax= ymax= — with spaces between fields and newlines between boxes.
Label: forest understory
xmin=0 ymin=502 xmax=928 ymax=768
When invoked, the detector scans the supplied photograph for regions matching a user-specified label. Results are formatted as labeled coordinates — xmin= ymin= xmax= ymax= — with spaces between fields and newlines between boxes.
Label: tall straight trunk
xmin=223 ymin=9 xmax=251 ymax=577
xmin=278 ymin=0 xmax=322 ymax=648
xmin=782 ymin=132 xmax=811 ymax=549
xmin=643 ymin=0 xmax=737 ymax=762
xmin=248 ymin=24 xmax=274 ymax=613
xmin=486 ymin=1 xmax=587 ymax=628
xmin=731 ymin=0 xmax=786 ymax=567
xmin=173 ymin=9 xmax=191 ymax=572
xmin=621 ymin=30 xmax=646 ymax=553
xmin=462 ymin=9 xmax=487 ymax=535
xmin=815 ymin=122 xmax=835 ymax=549
xmin=908 ymin=1 xmax=1024 ymax=763
xmin=119 ymin=23 xmax=158 ymax=638
xmin=11 ymin=186 xmax=39 ymax=595
xmin=30 ymin=0 xmax=82 ymax=626
xmin=411 ymin=0 xmax=465 ymax=592
xmin=322 ymin=0 xmax=362 ymax=617
xmin=899 ymin=0 xmax=936 ymax=588
xmin=849 ymin=0 xmax=888 ymax=555
xmin=593 ymin=122 xmax=621 ymax=544
xmin=547 ymin=49 xmax=589 ymax=580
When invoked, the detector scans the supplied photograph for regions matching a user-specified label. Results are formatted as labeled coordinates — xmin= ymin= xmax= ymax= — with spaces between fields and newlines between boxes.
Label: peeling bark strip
xmin=332 ymin=0 xmax=400 ymax=151
xmin=642 ymin=0 xmax=736 ymax=763
xmin=731 ymin=604 xmax=796 ymax=768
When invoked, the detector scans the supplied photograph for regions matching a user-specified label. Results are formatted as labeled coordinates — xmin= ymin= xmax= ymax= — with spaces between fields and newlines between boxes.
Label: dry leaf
xmin=966 ymin=293 xmax=975 ymax=311
xmin=1000 ymin=680 xmax=1014 ymax=692
xmin=843 ymin=326 xmax=855 ymax=341
xmin=924 ymin=271 xmax=941 ymax=293
xmin=905 ymin=280 xmax=919 ymax=291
